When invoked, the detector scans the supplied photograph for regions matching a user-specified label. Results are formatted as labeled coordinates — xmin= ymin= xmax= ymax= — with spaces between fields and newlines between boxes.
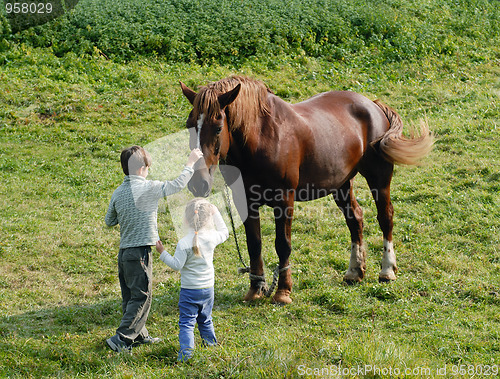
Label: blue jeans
xmin=178 ymin=287 xmax=217 ymax=362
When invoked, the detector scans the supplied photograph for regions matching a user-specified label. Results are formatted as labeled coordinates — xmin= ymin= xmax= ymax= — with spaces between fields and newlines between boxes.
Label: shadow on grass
xmin=0 ymin=299 xmax=119 ymax=338
xmin=0 ymin=279 xmax=301 ymax=377
xmin=0 ymin=299 xmax=118 ymax=377
xmin=0 ymin=282 xmax=252 ymax=376
xmin=0 ymin=296 xmax=184 ymax=377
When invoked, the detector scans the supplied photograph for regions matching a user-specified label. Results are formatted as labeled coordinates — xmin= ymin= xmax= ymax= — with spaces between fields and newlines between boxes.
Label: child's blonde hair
xmin=185 ymin=198 xmax=213 ymax=257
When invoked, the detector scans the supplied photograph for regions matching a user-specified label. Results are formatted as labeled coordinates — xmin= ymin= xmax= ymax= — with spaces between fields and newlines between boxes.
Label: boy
xmin=105 ymin=145 xmax=203 ymax=352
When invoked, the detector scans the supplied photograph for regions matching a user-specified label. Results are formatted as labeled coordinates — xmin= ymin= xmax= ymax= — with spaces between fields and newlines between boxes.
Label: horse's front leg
xmin=272 ymin=198 xmax=294 ymax=304
xmin=243 ymin=205 xmax=267 ymax=301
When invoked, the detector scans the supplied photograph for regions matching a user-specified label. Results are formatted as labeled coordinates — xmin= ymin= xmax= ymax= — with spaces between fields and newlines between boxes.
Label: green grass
xmin=0 ymin=38 xmax=499 ymax=378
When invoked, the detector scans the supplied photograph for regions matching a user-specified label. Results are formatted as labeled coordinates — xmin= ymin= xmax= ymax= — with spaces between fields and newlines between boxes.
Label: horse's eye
xmin=215 ymin=125 xmax=223 ymax=135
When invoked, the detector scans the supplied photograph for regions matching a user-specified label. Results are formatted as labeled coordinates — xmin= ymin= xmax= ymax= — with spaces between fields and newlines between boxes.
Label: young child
xmin=156 ymin=198 xmax=229 ymax=362
xmin=105 ymin=145 xmax=203 ymax=353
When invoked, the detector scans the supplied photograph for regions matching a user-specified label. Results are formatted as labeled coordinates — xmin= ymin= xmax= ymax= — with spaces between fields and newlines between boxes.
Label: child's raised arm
xmin=211 ymin=206 xmax=229 ymax=244
xmin=156 ymin=148 xmax=204 ymax=198
xmin=186 ymin=148 xmax=204 ymax=168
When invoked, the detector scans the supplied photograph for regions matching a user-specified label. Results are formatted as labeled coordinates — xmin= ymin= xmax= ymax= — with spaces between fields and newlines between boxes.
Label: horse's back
xmin=289 ymin=91 xmax=390 ymax=193
xmin=293 ymin=91 xmax=389 ymax=142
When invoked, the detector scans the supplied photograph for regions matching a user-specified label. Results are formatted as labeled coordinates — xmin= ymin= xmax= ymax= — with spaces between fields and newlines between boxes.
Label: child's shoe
xmin=106 ymin=334 xmax=131 ymax=353
xmin=132 ymin=335 xmax=162 ymax=346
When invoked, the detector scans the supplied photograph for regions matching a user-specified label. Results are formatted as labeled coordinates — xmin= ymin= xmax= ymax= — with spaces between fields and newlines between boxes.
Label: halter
xmin=196 ymin=114 xmax=204 ymax=149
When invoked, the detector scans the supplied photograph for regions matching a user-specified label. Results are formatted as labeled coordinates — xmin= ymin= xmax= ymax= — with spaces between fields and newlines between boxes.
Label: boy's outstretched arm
xmin=161 ymin=148 xmax=203 ymax=197
xmin=186 ymin=148 xmax=204 ymax=169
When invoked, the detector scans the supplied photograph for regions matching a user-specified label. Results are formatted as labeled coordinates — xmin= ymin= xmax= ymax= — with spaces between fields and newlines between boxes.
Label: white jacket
xmin=160 ymin=209 xmax=229 ymax=289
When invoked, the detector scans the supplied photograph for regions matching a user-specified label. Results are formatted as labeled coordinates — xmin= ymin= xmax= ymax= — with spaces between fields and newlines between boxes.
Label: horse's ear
xmin=180 ymin=81 xmax=197 ymax=105
xmin=218 ymin=83 xmax=241 ymax=109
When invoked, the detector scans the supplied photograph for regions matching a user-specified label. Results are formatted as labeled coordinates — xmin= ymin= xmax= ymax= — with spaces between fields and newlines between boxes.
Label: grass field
xmin=1 ymin=1 xmax=500 ymax=377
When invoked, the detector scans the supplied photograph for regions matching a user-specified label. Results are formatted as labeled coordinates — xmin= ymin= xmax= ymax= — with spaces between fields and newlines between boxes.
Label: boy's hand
xmin=156 ymin=240 xmax=165 ymax=254
xmin=186 ymin=148 xmax=204 ymax=168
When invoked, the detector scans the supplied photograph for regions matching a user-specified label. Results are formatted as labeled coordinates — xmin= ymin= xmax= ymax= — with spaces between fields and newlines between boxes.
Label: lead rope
xmin=222 ymin=183 xmax=290 ymax=298
xmin=222 ymin=183 xmax=249 ymax=273
xmin=264 ymin=264 xmax=290 ymax=298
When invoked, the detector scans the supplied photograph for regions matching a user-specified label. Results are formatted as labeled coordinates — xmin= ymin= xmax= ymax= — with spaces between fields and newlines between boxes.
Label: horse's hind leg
xmin=334 ymin=179 xmax=366 ymax=283
xmin=361 ymin=159 xmax=398 ymax=282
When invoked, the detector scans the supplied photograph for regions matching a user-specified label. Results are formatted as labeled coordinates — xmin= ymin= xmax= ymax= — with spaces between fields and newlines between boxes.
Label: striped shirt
xmin=105 ymin=167 xmax=194 ymax=249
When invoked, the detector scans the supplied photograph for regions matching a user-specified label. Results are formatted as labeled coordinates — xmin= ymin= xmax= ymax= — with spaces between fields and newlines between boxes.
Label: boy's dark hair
xmin=120 ymin=146 xmax=152 ymax=175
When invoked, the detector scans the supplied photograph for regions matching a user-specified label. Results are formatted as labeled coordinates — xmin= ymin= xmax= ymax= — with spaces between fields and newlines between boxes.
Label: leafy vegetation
xmin=0 ymin=0 xmax=499 ymax=377
xmin=5 ymin=0 xmax=500 ymax=64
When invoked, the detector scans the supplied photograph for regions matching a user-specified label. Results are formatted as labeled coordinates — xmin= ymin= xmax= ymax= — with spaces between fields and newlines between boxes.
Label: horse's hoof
xmin=272 ymin=290 xmax=292 ymax=305
xmin=378 ymin=272 xmax=397 ymax=282
xmin=243 ymin=287 xmax=264 ymax=302
xmin=379 ymin=265 xmax=398 ymax=282
xmin=343 ymin=268 xmax=364 ymax=284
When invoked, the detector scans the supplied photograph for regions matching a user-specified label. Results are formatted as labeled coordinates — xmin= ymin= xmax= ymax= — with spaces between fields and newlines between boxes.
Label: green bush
xmin=7 ymin=0 xmax=500 ymax=64
xmin=0 ymin=5 xmax=11 ymax=37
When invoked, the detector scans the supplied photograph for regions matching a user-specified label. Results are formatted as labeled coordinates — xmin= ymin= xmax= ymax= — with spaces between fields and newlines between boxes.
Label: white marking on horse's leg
xmin=343 ymin=243 xmax=366 ymax=282
xmin=196 ymin=113 xmax=205 ymax=149
xmin=379 ymin=239 xmax=398 ymax=281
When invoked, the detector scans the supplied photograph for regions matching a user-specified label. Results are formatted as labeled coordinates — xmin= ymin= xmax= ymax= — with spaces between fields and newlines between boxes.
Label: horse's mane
xmin=192 ymin=76 xmax=271 ymax=138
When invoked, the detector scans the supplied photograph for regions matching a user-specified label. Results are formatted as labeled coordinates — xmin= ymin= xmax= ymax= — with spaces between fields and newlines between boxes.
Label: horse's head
xmin=180 ymin=81 xmax=241 ymax=197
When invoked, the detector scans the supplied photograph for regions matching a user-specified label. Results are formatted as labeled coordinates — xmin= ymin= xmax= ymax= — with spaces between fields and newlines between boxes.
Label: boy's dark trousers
xmin=116 ymin=246 xmax=152 ymax=344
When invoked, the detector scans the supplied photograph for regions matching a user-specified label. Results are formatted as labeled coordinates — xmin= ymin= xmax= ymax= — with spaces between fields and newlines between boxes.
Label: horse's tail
xmin=373 ymin=100 xmax=433 ymax=165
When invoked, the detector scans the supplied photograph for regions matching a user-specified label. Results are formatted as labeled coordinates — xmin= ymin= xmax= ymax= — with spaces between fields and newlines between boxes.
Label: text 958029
xmin=5 ymin=2 xmax=53 ymax=14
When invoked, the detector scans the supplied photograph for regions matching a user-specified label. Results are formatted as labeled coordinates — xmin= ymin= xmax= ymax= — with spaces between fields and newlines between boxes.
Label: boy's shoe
xmin=106 ymin=334 xmax=132 ymax=353
xmin=132 ymin=335 xmax=162 ymax=347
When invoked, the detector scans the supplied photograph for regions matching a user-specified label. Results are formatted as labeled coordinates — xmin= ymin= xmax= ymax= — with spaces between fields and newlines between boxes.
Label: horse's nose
xmin=200 ymin=180 xmax=210 ymax=197
xmin=188 ymin=179 xmax=211 ymax=197
xmin=187 ymin=181 xmax=195 ymax=195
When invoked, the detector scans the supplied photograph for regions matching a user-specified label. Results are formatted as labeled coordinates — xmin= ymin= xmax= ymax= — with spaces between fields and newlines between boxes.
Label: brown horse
xmin=180 ymin=76 xmax=433 ymax=304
